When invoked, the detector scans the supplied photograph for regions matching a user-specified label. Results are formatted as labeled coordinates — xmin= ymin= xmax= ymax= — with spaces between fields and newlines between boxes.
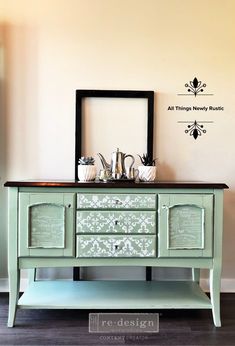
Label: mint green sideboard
xmin=4 ymin=181 xmax=228 ymax=327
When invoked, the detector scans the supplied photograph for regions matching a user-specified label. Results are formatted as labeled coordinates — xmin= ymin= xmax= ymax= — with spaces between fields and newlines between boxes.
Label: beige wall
xmin=0 ymin=0 xmax=235 ymax=283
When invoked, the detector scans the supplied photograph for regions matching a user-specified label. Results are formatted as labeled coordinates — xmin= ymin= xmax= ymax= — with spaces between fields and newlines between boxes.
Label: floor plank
xmin=0 ymin=293 xmax=235 ymax=346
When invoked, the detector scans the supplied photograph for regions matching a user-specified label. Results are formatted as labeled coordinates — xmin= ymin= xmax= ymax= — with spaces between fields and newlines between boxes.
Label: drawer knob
xmin=115 ymin=199 xmax=122 ymax=205
xmin=114 ymin=243 xmax=123 ymax=251
xmin=67 ymin=204 xmax=71 ymax=208
xmin=114 ymin=220 xmax=119 ymax=225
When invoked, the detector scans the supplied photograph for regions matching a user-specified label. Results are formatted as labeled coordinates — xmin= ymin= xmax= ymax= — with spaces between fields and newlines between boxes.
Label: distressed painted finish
xmin=158 ymin=194 xmax=213 ymax=258
xmin=77 ymin=210 xmax=156 ymax=234
xmin=5 ymin=182 xmax=227 ymax=328
xmin=77 ymin=193 xmax=156 ymax=209
xmin=29 ymin=203 xmax=65 ymax=248
xmin=76 ymin=235 xmax=156 ymax=257
xmin=168 ymin=204 xmax=204 ymax=249
xmin=19 ymin=193 xmax=75 ymax=257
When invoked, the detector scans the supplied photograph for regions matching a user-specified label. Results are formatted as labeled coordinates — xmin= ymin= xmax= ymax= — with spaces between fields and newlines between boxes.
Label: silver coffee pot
xmin=98 ymin=148 xmax=135 ymax=180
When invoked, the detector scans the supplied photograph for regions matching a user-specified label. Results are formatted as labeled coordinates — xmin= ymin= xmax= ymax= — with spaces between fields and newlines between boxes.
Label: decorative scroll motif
xmin=178 ymin=120 xmax=213 ymax=140
xmin=185 ymin=77 xmax=207 ymax=96
xmin=77 ymin=194 xmax=156 ymax=209
xmin=168 ymin=205 xmax=204 ymax=249
xmin=28 ymin=203 xmax=65 ymax=248
xmin=77 ymin=211 xmax=156 ymax=234
xmin=77 ymin=235 xmax=156 ymax=257
xmin=178 ymin=77 xmax=213 ymax=97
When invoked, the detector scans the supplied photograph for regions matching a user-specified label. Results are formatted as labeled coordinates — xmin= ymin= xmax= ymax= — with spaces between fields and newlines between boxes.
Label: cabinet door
xmin=158 ymin=194 xmax=213 ymax=257
xmin=19 ymin=193 xmax=75 ymax=257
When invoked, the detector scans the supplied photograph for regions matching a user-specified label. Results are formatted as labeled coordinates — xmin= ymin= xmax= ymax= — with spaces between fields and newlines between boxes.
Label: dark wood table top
xmin=4 ymin=180 xmax=229 ymax=189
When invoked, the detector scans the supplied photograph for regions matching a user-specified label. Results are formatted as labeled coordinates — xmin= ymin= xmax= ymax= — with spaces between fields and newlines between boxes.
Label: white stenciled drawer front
xmin=76 ymin=235 xmax=156 ymax=257
xmin=77 ymin=193 xmax=156 ymax=209
xmin=77 ymin=211 xmax=156 ymax=234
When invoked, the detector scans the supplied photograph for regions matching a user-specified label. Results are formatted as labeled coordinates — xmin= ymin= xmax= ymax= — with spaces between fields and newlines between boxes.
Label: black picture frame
xmin=75 ymin=89 xmax=154 ymax=180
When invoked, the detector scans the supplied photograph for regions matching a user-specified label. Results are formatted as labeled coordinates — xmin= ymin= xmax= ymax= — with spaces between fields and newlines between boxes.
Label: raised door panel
xmin=158 ymin=194 xmax=213 ymax=257
xmin=19 ymin=193 xmax=75 ymax=257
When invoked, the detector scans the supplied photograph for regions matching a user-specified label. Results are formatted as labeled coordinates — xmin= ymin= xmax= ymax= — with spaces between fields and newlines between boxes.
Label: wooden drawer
xmin=76 ymin=235 xmax=156 ymax=257
xmin=77 ymin=193 xmax=156 ymax=209
xmin=77 ymin=211 xmax=156 ymax=234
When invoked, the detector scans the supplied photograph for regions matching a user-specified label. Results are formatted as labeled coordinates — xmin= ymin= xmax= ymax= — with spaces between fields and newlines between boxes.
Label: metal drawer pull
xmin=115 ymin=199 xmax=122 ymax=205
xmin=67 ymin=204 xmax=71 ymax=208
xmin=114 ymin=244 xmax=123 ymax=250
xmin=114 ymin=243 xmax=124 ymax=250
xmin=114 ymin=220 xmax=119 ymax=225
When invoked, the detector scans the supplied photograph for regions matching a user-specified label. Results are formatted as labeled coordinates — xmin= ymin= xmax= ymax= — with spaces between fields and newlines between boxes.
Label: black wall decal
xmin=178 ymin=120 xmax=213 ymax=140
xmin=178 ymin=77 xmax=213 ymax=97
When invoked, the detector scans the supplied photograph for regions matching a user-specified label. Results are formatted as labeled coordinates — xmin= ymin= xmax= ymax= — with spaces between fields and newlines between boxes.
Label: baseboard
xmin=1 ymin=278 xmax=235 ymax=293
xmin=200 ymin=278 xmax=235 ymax=293
xmin=0 ymin=278 xmax=29 ymax=292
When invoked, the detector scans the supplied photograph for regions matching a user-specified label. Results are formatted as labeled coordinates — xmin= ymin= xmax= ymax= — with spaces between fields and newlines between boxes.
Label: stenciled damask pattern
xmin=77 ymin=194 xmax=156 ymax=209
xmin=77 ymin=211 xmax=156 ymax=234
xmin=77 ymin=235 xmax=156 ymax=257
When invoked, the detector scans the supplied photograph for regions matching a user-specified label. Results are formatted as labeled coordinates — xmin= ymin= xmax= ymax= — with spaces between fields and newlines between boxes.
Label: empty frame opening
xmin=82 ymin=97 xmax=148 ymax=169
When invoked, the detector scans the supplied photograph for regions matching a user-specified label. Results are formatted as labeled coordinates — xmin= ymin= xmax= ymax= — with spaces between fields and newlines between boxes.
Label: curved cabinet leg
xmin=8 ymin=268 xmax=20 ymax=327
xmin=192 ymin=268 xmax=200 ymax=283
xmin=210 ymin=189 xmax=223 ymax=327
xmin=210 ymin=267 xmax=221 ymax=327
xmin=8 ymin=187 xmax=19 ymax=327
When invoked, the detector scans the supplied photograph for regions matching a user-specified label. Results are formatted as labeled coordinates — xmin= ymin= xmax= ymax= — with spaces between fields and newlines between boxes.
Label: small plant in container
xmin=77 ymin=156 xmax=96 ymax=182
xmin=137 ymin=153 xmax=157 ymax=182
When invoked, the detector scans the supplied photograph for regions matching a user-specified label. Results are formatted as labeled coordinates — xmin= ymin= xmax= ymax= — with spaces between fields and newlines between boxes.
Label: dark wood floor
xmin=0 ymin=293 xmax=235 ymax=346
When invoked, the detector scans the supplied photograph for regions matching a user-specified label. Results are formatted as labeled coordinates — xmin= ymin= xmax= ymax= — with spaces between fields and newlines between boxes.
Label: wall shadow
xmin=0 ymin=23 xmax=7 ymax=277
xmin=3 ymin=23 xmax=40 ymax=179
xmin=0 ymin=22 xmax=40 ymax=279
xmin=157 ymin=161 xmax=176 ymax=181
